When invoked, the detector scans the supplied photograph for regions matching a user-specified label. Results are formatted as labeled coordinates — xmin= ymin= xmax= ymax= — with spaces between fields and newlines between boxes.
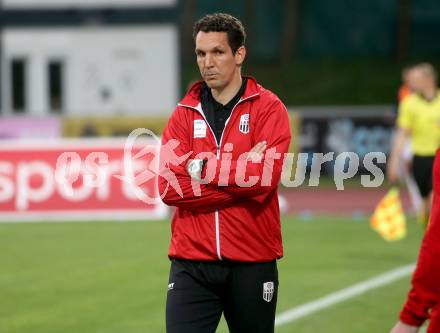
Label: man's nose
xmin=204 ymin=54 xmax=214 ymax=67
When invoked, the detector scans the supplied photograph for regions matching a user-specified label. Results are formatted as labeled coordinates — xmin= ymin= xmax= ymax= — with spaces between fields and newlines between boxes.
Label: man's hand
xmin=186 ymin=159 xmax=205 ymax=181
xmin=390 ymin=321 xmax=420 ymax=333
xmin=186 ymin=141 xmax=267 ymax=180
xmin=387 ymin=128 xmax=410 ymax=184
xmin=387 ymin=157 xmax=400 ymax=184
xmin=246 ymin=141 xmax=267 ymax=162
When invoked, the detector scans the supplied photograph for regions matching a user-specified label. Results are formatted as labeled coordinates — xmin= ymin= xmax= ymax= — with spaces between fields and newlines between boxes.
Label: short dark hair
xmin=193 ymin=13 xmax=246 ymax=53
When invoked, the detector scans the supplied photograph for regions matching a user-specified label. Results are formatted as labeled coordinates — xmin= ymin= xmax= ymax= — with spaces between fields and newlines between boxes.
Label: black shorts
xmin=166 ymin=259 xmax=279 ymax=333
xmin=412 ymin=155 xmax=435 ymax=198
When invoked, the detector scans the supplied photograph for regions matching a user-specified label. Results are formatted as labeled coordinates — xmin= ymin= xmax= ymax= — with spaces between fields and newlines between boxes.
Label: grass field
xmin=0 ymin=215 xmax=425 ymax=333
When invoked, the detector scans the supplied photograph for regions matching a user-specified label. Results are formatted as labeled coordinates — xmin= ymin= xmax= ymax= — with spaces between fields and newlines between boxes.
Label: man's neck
xmin=211 ymin=73 xmax=242 ymax=105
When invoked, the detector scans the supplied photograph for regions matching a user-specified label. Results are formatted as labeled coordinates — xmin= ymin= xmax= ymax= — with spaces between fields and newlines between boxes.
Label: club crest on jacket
xmin=239 ymin=114 xmax=250 ymax=134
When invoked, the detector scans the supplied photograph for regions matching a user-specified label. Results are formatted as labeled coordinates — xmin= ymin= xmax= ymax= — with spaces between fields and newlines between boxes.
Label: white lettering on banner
xmin=193 ymin=120 xmax=207 ymax=138
xmin=96 ymin=161 xmax=121 ymax=201
xmin=0 ymin=157 xmax=153 ymax=211
xmin=55 ymin=157 xmax=151 ymax=203
xmin=16 ymin=161 xmax=55 ymax=210
xmin=84 ymin=152 xmax=109 ymax=188
xmin=57 ymin=166 xmax=94 ymax=202
xmin=55 ymin=152 xmax=82 ymax=197
xmin=0 ymin=162 xmax=14 ymax=202
xmin=0 ymin=138 xmax=166 ymax=222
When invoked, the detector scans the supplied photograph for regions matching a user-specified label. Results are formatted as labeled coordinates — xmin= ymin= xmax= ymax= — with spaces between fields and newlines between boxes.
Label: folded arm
xmin=158 ymin=107 xmax=237 ymax=213
xmin=203 ymin=99 xmax=291 ymax=203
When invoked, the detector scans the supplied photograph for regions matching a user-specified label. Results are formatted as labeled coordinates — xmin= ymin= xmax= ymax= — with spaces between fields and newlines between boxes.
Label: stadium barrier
xmin=0 ymin=138 xmax=167 ymax=222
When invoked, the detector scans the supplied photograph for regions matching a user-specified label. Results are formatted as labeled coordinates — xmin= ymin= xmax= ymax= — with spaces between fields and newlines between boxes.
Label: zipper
xmin=178 ymin=93 xmax=259 ymax=260
xmin=216 ymin=94 xmax=259 ymax=156
xmin=179 ymin=102 xmax=224 ymax=260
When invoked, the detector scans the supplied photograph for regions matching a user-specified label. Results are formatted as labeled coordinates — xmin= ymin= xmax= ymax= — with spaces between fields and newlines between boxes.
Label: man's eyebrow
xmin=195 ymin=45 xmax=226 ymax=53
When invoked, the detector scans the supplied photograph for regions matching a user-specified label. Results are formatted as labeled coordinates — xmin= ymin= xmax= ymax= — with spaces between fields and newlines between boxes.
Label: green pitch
xmin=0 ymin=216 xmax=424 ymax=333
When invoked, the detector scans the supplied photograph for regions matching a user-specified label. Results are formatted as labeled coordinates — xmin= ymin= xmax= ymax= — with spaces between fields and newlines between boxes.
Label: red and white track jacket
xmin=400 ymin=150 xmax=440 ymax=331
xmin=158 ymin=76 xmax=291 ymax=262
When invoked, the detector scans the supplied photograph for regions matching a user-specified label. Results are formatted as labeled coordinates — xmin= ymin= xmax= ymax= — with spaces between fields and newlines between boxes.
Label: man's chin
xmin=204 ymin=78 xmax=222 ymax=89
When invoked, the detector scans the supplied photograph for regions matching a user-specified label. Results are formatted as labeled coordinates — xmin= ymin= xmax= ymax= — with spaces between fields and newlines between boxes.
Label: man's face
xmin=409 ymin=69 xmax=435 ymax=93
xmin=195 ymin=31 xmax=245 ymax=90
xmin=407 ymin=69 xmax=425 ymax=93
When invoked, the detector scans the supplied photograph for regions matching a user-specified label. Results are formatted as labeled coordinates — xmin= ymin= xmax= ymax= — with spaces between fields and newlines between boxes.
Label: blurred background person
xmin=398 ymin=66 xmax=416 ymax=103
xmin=388 ymin=63 xmax=440 ymax=228
xmin=397 ymin=65 xmax=423 ymax=217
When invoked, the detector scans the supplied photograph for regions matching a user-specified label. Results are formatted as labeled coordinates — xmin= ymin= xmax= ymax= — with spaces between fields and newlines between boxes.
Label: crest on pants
xmin=263 ymin=281 xmax=274 ymax=302
xmin=239 ymin=114 xmax=250 ymax=134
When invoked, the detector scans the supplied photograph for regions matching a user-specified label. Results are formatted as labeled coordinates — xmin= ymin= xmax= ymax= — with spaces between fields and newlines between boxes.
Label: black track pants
xmin=166 ymin=259 xmax=279 ymax=333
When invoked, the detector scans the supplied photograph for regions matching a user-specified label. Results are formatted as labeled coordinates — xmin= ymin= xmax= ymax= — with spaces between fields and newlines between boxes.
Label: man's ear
xmin=235 ymin=46 xmax=246 ymax=66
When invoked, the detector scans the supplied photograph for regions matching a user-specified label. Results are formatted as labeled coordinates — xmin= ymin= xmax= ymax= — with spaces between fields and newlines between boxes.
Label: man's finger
xmin=256 ymin=143 xmax=267 ymax=154
xmin=250 ymin=141 xmax=265 ymax=153
xmin=252 ymin=141 xmax=267 ymax=153
xmin=246 ymin=141 xmax=268 ymax=162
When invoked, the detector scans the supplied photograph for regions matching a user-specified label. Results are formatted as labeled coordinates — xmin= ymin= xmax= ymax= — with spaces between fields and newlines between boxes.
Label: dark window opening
xmin=48 ymin=61 xmax=64 ymax=113
xmin=11 ymin=59 xmax=26 ymax=113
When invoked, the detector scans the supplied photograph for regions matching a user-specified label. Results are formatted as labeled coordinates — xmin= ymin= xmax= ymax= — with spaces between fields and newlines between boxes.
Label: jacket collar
xmin=179 ymin=75 xmax=261 ymax=108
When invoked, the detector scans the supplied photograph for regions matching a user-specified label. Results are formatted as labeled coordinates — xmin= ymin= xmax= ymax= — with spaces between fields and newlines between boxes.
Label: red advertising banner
xmin=0 ymin=138 xmax=167 ymax=222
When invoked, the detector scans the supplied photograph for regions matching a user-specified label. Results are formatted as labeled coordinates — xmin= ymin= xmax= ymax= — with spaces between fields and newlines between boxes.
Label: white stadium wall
xmin=1 ymin=26 xmax=179 ymax=116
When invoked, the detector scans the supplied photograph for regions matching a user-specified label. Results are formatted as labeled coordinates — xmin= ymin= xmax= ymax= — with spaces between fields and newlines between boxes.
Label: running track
xmin=280 ymin=187 xmax=412 ymax=216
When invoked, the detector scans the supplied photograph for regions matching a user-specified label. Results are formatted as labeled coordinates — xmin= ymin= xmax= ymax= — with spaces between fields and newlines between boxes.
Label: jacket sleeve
xmin=204 ymin=98 xmax=291 ymax=203
xmin=158 ymin=106 xmax=237 ymax=213
xmin=400 ymin=152 xmax=440 ymax=326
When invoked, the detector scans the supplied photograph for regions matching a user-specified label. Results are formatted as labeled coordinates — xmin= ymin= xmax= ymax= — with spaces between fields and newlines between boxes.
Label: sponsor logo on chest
xmin=193 ymin=119 xmax=207 ymax=138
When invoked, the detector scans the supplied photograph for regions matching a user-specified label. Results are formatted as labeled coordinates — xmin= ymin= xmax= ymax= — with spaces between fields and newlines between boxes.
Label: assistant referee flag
xmin=370 ymin=187 xmax=407 ymax=241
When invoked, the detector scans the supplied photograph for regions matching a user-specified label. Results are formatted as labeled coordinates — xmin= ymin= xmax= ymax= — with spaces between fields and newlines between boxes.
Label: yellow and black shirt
xmin=397 ymin=90 xmax=440 ymax=156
